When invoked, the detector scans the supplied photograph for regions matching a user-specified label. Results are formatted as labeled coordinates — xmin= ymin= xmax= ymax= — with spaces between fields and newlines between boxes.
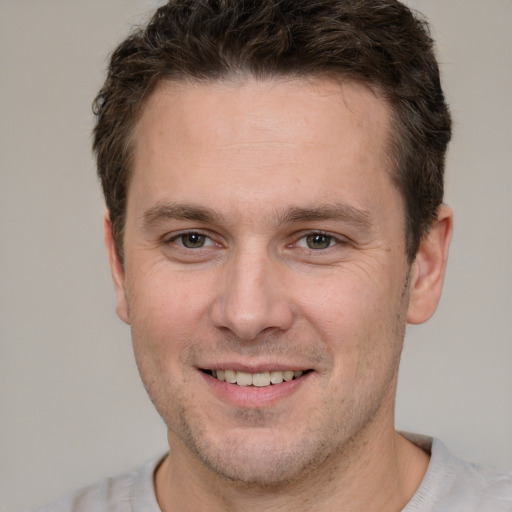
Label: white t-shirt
xmin=33 ymin=435 xmax=512 ymax=512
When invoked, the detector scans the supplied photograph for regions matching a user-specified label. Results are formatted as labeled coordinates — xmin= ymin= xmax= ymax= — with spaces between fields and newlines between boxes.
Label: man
xmin=36 ymin=0 xmax=512 ymax=510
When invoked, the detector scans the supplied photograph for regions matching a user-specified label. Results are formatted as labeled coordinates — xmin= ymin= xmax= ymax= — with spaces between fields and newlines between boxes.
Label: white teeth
xmin=270 ymin=371 xmax=284 ymax=384
xmin=252 ymin=372 xmax=271 ymax=387
xmin=283 ymin=370 xmax=294 ymax=382
xmin=235 ymin=371 xmax=253 ymax=386
xmin=210 ymin=369 xmax=306 ymax=387
xmin=224 ymin=369 xmax=237 ymax=383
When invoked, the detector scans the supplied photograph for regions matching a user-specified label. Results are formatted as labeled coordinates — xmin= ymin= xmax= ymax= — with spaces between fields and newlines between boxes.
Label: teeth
xmin=270 ymin=371 xmax=284 ymax=384
xmin=252 ymin=372 xmax=271 ymax=387
xmin=210 ymin=369 xmax=306 ymax=387
xmin=283 ymin=370 xmax=294 ymax=382
xmin=236 ymin=371 xmax=253 ymax=387
xmin=224 ymin=369 xmax=237 ymax=383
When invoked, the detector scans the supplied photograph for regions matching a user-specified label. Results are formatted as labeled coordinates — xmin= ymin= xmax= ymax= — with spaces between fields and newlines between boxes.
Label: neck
xmin=155 ymin=421 xmax=429 ymax=512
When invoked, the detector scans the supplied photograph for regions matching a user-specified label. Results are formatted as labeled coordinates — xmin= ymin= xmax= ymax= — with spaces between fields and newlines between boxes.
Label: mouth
xmin=200 ymin=369 xmax=313 ymax=387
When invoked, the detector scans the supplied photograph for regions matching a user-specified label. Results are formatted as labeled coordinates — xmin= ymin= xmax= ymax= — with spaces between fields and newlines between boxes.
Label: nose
xmin=211 ymin=248 xmax=294 ymax=341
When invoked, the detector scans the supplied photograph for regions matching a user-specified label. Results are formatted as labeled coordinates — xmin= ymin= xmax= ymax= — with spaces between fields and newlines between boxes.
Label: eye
xmin=296 ymin=232 xmax=338 ymax=250
xmin=172 ymin=232 xmax=214 ymax=249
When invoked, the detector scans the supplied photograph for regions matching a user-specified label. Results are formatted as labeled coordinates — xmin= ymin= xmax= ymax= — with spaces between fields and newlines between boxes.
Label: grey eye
xmin=181 ymin=233 xmax=207 ymax=248
xmin=305 ymin=234 xmax=333 ymax=249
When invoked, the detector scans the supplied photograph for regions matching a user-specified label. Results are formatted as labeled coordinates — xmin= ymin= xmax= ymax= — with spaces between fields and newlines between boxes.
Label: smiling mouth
xmin=201 ymin=369 xmax=312 ymax=387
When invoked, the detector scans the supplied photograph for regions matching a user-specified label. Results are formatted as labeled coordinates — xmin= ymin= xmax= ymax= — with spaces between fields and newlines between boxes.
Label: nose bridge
xmin=211 ymin=243 xmax=293 ymax=340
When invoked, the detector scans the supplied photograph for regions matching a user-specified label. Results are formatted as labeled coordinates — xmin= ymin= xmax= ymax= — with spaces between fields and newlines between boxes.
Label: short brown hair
xmin=93 ymin=0 xmax=451 ymax=262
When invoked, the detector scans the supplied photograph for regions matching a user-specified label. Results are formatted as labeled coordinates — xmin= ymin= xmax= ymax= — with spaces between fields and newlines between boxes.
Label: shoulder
xmin=405 ymin=434 xmax=512 ymax=512
xmin=444 ymin=446 xmax=512 ymax=510
xmin=31 ymin=457 xmax=164 ymax=512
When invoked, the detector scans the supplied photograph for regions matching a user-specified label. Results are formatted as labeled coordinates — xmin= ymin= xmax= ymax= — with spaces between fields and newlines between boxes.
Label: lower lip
xmin=200 ymin=371 xmax=312 ymax=408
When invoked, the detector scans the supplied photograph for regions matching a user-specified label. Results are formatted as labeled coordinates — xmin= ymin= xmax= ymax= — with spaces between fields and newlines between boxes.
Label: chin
xmin=182 ymin=424 xmax=335 ymax=488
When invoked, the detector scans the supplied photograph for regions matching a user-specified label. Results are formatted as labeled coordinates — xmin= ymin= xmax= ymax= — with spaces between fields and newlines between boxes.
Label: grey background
xmin=1 ymin=1 xmax=511 ymax=510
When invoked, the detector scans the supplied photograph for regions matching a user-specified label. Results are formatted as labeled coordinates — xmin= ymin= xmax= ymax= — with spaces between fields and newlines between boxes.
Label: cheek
xmin=127 ymin=275 xmax=205 ymax=400
xmin=296 ymin=266 xmax=406 ymax=370
xmin=125 ymin=268 xmax=216 ymax=359
xmin=297 ymin=268 xmax=388 ymax=333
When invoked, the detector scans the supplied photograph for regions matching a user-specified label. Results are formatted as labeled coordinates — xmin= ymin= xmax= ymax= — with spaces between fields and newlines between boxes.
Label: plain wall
xmin=1 ymin=1 xmax=510 ymax=510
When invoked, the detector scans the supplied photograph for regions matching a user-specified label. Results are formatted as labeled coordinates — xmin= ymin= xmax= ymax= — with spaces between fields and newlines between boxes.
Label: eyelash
xmin=164 ymin=230 xmax=346 ymax=251
xmin=165 ymin=230 xmax=217 ymax=249
xmin=293 ymin=231 xmax=344 ymax=250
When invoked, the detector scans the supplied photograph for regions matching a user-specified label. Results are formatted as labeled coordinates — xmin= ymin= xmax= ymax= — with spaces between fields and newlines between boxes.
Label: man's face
xmin=111 ymin=78 xmax=415 ymax=485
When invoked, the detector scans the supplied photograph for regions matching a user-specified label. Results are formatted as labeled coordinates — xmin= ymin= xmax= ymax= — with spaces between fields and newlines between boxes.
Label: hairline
xmin=114 ymin=71 xmax=413 ymax=263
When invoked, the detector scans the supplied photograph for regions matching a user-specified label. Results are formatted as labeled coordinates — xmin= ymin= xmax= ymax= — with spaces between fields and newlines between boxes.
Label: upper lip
xmin=198 ymin=363 xmax=312 ymax=373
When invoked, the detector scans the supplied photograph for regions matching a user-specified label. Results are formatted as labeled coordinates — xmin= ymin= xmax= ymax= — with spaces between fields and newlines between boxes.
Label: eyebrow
xmin=141 ymin=203 xmax=221 ymax=228
xmin=278 ymin=205 xmax=371 ymax=228
xmin=140 ymin=202 xmax=372 ymax=230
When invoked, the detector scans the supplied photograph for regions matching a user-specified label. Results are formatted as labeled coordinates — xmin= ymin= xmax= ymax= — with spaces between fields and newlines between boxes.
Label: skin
xmin=105 ymin=77 xmax=452 ymax=511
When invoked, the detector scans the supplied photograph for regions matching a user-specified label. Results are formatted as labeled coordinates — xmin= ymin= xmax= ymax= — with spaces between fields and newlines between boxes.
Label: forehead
xmin=128 ymin=77 xmax=398 ymax=221
xmin=134 ymin=76 xmax=390 ymax=151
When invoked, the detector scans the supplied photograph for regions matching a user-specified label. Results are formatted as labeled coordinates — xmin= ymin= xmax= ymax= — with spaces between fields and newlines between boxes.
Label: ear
xmin=407 ymin=205 xmax=453 ymax=325
xmin=104 ymin=213 xmax=131 ymax=324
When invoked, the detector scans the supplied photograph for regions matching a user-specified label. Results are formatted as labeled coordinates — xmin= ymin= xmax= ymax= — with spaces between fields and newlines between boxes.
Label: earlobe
xmin=407 ymin=205 xmax=453 ymax=325
xmin=103 ymin=213 xmax=131 ymax=324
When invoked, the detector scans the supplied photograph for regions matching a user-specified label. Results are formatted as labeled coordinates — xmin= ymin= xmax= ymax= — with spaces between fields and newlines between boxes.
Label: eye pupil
xmin=182 ymin=233 xmax=205 ymax=248
xmin=306 ymin=234 xmax=331 ymax=249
